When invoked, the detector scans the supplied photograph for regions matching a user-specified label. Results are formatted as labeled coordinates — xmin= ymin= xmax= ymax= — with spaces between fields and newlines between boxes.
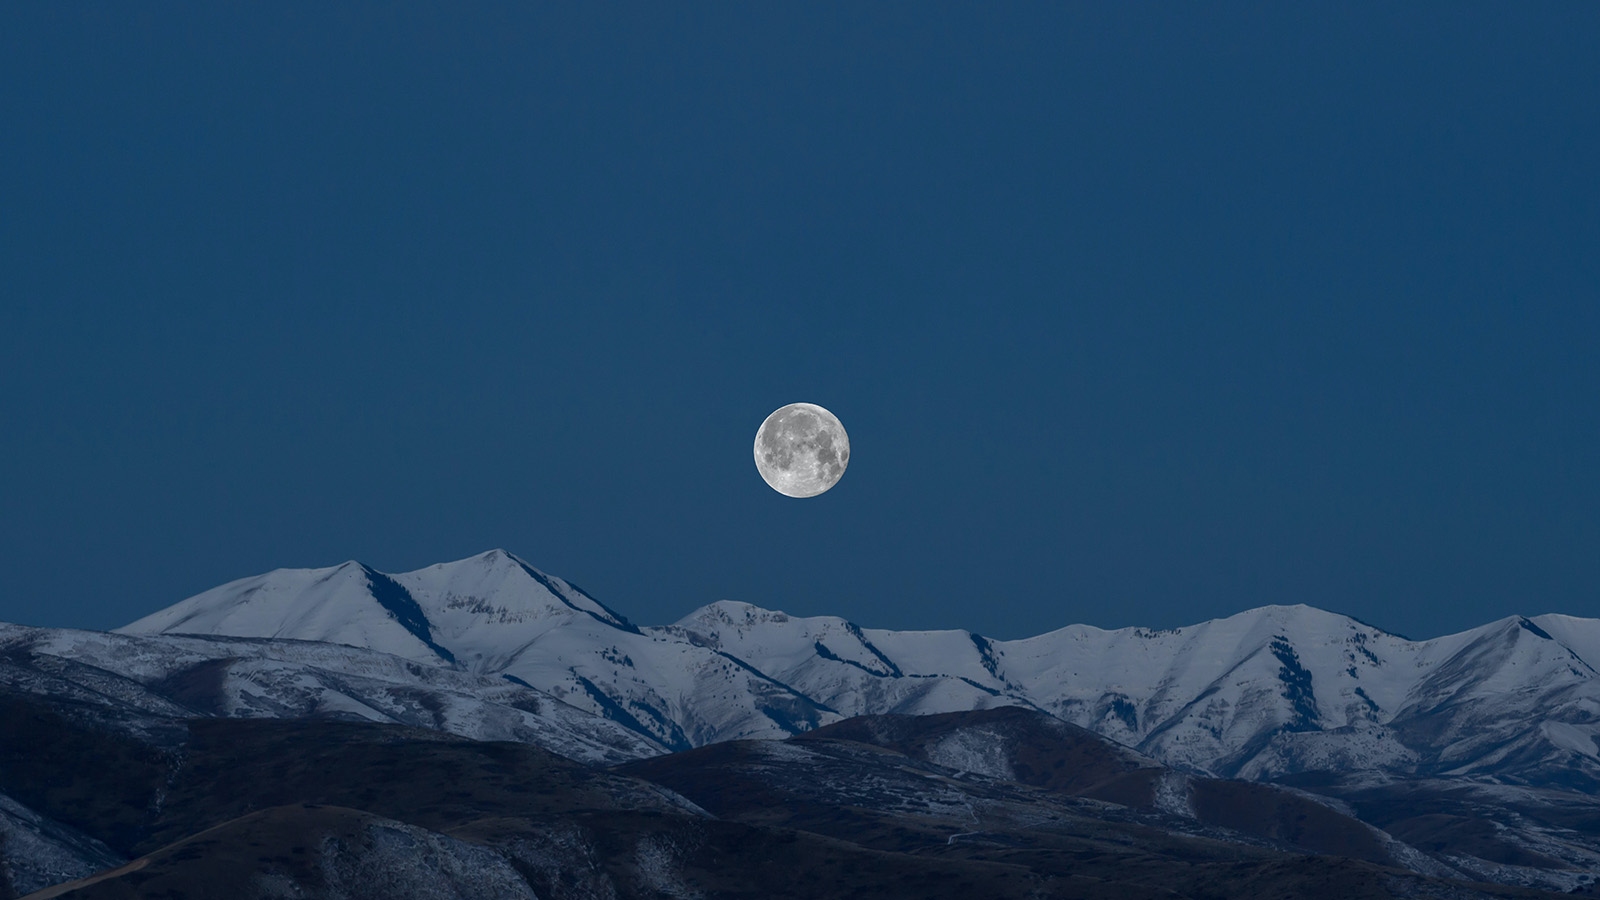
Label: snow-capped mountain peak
xmin=120 ymin=559 xmax=454 ymax=665
xmin=116 ymin=550 xmax=1600 ymax=788
xmin=390 ymin=549 xmax=638 ymax=673
xmin=401 ymin=549 xmax=635 ymax=632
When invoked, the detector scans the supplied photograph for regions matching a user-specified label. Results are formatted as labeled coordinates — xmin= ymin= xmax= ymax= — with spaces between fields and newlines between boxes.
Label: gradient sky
xmin=2 ymin=4 xmax=1597 ymax=641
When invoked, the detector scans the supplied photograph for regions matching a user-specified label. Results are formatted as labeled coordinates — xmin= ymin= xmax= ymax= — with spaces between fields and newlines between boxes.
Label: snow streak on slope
xmin=118 ymin=551 xmax=1600 ymax=785
xmin=659 ymin=601 xmax=1025 ymax=722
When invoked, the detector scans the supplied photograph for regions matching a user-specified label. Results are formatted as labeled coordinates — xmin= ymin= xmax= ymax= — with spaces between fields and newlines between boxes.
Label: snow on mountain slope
xmin=393 ymin=551 xmax=837 ymax=749
xmin=3 ymin=623 xmax=657 ymax=762
xmin=673 ymin=600 xmax=1600 ymax=783
xmin=1530 ymin=613 xmax=1600 ymax=670
xmin=395 ymin=549 xmax=635 ymax=649
xmin=122 ymin=560 xmax=454 ymax=664
xmin=667 ymin=602 xmax=1429 ymax=773
xmin=115 ymin=551 xmax=1600 ymax=785
xmin=660 ymin=601 xmax=1024 ymax=721
xmin=994 ymin=605 xmax=1439 ymax=774
xmin=1379 ymin=616 xmax=1600 ymax=787
xmin=122 ymin=551 xmax=838 ymax=751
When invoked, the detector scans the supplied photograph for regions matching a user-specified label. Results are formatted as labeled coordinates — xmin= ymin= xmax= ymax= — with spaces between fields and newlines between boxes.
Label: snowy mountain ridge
xmin=0 ymin=621 xmax=660 ymax=763
xmin=117 ymin=549 xmax=1600 ymax=786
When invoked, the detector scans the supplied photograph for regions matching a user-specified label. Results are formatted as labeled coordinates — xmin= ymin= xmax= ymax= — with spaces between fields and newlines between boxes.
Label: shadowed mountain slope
xmin=618 ymin=709 xmax=1576 ymax=900
xmin=4 ymin=693 xmax=1577 ymax=900
xmin=797 ymin=708 xmax=1397 ymax=865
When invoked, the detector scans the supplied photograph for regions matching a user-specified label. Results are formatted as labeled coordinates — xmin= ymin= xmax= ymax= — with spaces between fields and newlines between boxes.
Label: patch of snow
xmin=1152 ymin=771 xmax=1193 ymax=818
xmin=1540 ymin=721 xmax=1598 ymax=757
xmin=311 ymin=818 xmax=536 ymax=900
xmin=925 ymin=729 xmax=1014 ymax=781
xmin=630 ymin=834 xmax=703 ymax=900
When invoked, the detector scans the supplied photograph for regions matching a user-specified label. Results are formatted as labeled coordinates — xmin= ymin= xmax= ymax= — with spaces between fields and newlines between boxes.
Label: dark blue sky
xmin=2 ymin=4 xmax=1596 ymax=640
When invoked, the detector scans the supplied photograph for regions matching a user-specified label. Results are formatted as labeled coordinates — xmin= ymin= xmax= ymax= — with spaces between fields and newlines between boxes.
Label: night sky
xmin=3 ymin=4 xmax=1596 ymax=641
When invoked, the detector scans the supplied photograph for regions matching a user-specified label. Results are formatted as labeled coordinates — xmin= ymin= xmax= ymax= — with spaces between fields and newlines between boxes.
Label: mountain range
xmin=2 ymin=549 xmax=1597 ymax=898
xmin=120 ymin=549 xmax=1600 ymax=789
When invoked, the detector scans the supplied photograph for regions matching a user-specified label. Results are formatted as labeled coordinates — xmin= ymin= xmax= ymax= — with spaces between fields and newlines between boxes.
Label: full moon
xmin=753 ymin=402 xmax=850 ymax=498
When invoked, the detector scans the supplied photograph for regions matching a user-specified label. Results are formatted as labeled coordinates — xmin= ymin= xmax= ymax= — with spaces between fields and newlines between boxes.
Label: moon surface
xmin=754 ymin=402 xmax=850 ymax=498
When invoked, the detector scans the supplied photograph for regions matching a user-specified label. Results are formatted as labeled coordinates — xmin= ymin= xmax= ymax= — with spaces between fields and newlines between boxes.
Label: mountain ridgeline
xmin=2 ymin=549 xmax=1597 ymax=898
xmin=120 ymin=549 xmax=1600 ymax=789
